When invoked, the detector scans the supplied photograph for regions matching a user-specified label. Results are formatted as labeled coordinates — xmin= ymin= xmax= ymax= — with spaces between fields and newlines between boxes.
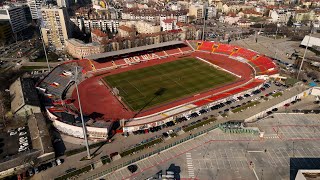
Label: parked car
xmin=10 ymin=131 xmax=17 ymax=136
xmin=110 ymin=152 xmax=119 ymax=159
xmin=27 ymin=169 xmax=34 ymax=177
xmin=19 ymin=132 xmax=27 ymax=136
xmin=33 ymin=167 xmax=39 ymax=174
xmin=56 ymin=159 xmax=62 ymax=165
xmin=18 ymin=127 xmax=25 ymax=131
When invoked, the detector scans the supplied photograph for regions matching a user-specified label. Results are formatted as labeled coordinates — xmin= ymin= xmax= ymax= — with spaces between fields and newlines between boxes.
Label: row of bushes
xmin=183 ymin=118 xmax=216 ymax=132
xmin=232 ymin=101 xmax=260 ymax=113
xmin=120 ymin=138 xmax=163 ymax=157
xmin=271 ymin=92 xmax=283 ymax=98
xmin=55 ymin=165 xmax=92 ymax=180
xmin=65 ymin=141 xmax=106 ymax=156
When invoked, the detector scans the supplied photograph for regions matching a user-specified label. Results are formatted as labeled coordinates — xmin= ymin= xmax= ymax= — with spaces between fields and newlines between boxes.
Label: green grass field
xmin=103 ymin=58 xmax=237 ymax=111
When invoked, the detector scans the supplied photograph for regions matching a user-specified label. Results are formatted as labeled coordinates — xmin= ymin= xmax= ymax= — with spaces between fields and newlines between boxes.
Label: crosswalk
xmin=186 ymin=153 xmax=195 ymax=178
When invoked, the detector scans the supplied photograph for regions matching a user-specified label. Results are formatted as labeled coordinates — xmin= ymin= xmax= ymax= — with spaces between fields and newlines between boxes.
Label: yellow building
xmin=65 ymin=39 xmax=104 ymax=59
xmin=189 ymin=4 xmax=204 ymax=20
xmin=40 ymin=5 xmax=71 ymax=51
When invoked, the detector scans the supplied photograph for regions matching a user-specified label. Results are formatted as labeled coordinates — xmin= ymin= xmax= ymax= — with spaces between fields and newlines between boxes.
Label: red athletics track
xmin=72 ymin=52 xmax=254 ymax=121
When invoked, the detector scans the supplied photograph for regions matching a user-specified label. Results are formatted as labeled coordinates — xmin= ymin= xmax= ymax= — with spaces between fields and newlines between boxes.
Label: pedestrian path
xmin=186 ymin=153 xmax=195 ymax=178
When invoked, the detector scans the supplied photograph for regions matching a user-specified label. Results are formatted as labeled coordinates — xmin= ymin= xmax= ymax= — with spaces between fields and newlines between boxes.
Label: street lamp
xmin=297 ymin=33 xmax=312 ymax=79
xmin=292 ymin=141 xmax=295 ymax=158
xmin=74 ymin=66 xmax=91 ymax=159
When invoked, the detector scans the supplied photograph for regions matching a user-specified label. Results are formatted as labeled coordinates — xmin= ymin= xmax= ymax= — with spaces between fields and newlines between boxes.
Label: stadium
xmin=36 ymin=40 xmax=278 ymax=139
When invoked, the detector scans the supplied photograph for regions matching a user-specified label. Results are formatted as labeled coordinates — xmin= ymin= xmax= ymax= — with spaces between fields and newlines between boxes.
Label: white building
xmin=207 ymin=6 xmax=217 ymax=19
xmin=0 ymin=5 xmax=28 ymax=34
xmin=269 ymin=9 xmax=293 ymax=24
xmin=160 ymin=18 xmax=177 ymax=31
xmin=72 ymin=17 xmax=119 ymax=33
xmin=27 ymin=0 xmax=42 ymax=19
xmin=56 ymin=0 xmax=70 ymax=8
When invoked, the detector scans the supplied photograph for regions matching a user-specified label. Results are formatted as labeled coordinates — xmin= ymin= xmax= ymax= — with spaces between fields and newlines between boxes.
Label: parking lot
xmin=0 ymin=133 xmax=20 ymax=158
xmin=96 ymin=112 xmax=320 ymax=180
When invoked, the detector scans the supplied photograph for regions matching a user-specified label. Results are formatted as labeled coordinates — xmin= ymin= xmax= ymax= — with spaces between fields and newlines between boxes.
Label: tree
xmin=188 ymin=15 xmax=196 ymax=23
xmin=287 ymin=15 xmax=294 ymax=27
xmin=301 ymin=14 xmax=310 ymax=24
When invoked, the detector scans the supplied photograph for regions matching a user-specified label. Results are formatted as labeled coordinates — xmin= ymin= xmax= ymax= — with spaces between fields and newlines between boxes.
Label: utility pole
xmin=75 ymin=67 xmax=91 ymax=159
xmin=297 ymin=33 xmax=311 ymax=79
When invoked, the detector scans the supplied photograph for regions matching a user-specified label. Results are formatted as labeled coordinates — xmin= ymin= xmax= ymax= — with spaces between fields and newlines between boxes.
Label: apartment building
xmin=40 ymin=5 xmax=71 ymax=51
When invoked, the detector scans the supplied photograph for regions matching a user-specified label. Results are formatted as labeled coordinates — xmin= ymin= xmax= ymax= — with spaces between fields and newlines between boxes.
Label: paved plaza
xmin=97 ymin=113 xmax=320 ymax=180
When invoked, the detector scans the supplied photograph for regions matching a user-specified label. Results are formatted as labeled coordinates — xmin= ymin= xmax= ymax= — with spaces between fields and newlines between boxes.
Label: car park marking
xmin=186 ymin=153 xmax=195 ymax=178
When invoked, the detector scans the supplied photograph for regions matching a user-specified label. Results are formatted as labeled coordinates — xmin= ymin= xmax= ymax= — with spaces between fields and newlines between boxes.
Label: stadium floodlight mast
xmin=202 ymin=16 xmax=206 ymax=41
xmin=297 ymin=33 xmax=312 ymax=80
xmin=37 ymin=9 xmax=50 ymax=71
xmin=74 ymin=66 xmax=91 ymax=159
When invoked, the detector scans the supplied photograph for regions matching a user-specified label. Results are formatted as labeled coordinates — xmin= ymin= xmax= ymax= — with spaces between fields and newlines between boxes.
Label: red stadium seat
xmin=215 ymin=44 xmax=236 ymax=55
xmin=231 ymin=48 xmax=258 ymax=60
xmin=197 ymin=41 xmax=214 ymax=52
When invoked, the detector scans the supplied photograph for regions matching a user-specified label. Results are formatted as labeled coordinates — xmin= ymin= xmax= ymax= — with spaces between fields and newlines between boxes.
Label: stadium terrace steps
xmin=214 ymin=44 xmax=236 ymax=55
xmin=77 ymin=59 xmax=94 ymax=72
xmin=231 ymin=48 xmax=258 ymax=60
xmin=197 ymin=41 xmax=214 ymax=51
xmin=250 ymin=56 xmax=276 ymax=73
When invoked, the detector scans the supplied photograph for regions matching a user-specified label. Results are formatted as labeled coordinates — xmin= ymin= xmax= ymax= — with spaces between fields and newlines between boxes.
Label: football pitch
xmin=103 ymin=58 xmax=237 ymax=111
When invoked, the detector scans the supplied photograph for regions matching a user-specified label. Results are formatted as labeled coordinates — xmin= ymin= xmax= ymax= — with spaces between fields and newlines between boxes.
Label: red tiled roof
xmin=242 ymin=9 xmax=262 ymax=15
xmin=91 ymin=29 xmax=107 ymax=37
xmin=163 ymin=18 xmax=176 ymax=23
xmin=118 ymin=25 xmax=135 ymax=32
xmin=227 ymin=12 xmax=237 ymax=17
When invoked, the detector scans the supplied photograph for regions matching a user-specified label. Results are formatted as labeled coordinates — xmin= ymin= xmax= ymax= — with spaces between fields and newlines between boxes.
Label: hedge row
xmin=271 ymin=92 xmax=283 ymax=98
xmin=54 ymin=165 xmax=92 ymax=180
xmin=120 ymin=138 xmax=163 ymax=157
xmin=232 ymin=101 xmax=260 ymax=113
xmin=183 ymin=118 xmax=216 ymax=132
xmin=65 ymin=141 xmax=106 ymax=156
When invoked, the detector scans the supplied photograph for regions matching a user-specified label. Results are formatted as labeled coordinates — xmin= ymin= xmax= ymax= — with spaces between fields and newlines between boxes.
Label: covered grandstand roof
xmin=85 ymin=41 xmax=185 ymax=60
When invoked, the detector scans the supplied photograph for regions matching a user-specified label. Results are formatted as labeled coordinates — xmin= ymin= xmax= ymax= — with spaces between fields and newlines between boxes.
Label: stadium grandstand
xmin=36 ymin=40 xmax=279 ymax=139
